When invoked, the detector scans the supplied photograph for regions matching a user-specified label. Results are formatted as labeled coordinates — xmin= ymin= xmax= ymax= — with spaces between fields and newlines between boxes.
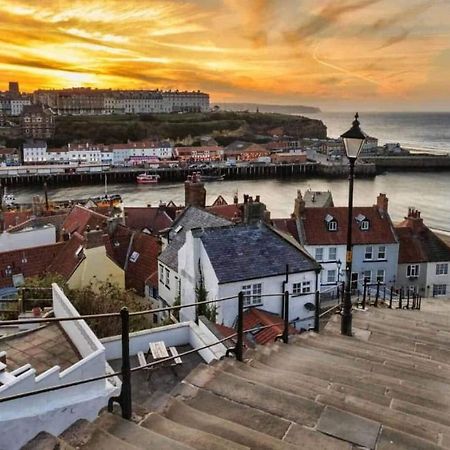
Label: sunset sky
xmin=1 ymin=0 xmax=449 ymax=110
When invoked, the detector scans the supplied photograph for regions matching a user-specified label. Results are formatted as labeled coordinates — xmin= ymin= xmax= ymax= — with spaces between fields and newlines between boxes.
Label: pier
xmin=0 ymin=162 xmax=335 ymax=186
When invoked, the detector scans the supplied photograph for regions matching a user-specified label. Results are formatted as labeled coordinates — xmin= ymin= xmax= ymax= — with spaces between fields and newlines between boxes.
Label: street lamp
xmin=340 ymin=113 xmax=366 ymax=336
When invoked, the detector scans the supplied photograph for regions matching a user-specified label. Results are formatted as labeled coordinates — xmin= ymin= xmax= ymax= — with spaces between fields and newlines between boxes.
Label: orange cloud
xmin=0 ymin=0 xmax=448 ymax=109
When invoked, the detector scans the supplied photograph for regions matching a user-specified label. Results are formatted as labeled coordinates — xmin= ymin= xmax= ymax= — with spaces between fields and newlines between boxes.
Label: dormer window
xmin=325 ymin=214 xmax=337 ymax=231
xmin=355 ymin=213 xmax=369 ymax=231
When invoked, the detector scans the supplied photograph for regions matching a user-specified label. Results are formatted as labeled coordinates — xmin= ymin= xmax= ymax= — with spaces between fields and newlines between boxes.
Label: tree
xmin=195 ymin=261 xmax=216 ymax=322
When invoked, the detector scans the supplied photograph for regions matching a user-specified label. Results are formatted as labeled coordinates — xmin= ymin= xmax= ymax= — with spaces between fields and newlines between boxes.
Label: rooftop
xmin=0 ymin=323 xmax=80 ymax=375
xmin=192 ymin=222 xmax=319 ymax=283
xmin=159 ymin=206 xmax=232 ymax=271
xmin=124 ymin=206 xmax=173 ymax=234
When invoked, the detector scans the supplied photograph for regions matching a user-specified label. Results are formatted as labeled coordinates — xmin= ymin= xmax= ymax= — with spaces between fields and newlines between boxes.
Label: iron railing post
xmin=362 ymin=278 xmax=367 ymax=309
xmin=389 ymin=286 xmax=393 ymax=309
xmin=374 ymin=280 xmax=380 ymax=307
xmin=282 ymin=291 xmax=289 ymax=343
xmin=314 ymin=290 xmax=320 ymax=333
xmin=120 ymin=307 xmax=132 ymax=419
xmin=406 ymin=288 xmax=410 ymax=309
xmin=399 ymin=287 xmax=403 ymax=309
xmin=236 ymin=291 xmax=244 ymax=362
xmin=108 ymin=307 xmax=132 ymax=419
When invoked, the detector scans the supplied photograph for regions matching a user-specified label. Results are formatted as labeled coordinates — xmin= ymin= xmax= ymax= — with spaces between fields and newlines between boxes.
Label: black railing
xmin=0 ymin=289 xmax=320 ymax=419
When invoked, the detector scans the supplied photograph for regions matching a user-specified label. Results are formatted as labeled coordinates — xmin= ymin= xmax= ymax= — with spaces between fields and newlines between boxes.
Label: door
xmin=351 ymin=273 xmax=359 ymax=294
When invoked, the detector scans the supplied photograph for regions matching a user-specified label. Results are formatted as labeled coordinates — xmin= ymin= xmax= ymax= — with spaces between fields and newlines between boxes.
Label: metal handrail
xmin=319 ymin=302 xmax=341 ymax=318
xmin=0 ymin=321 xmax=283 ymax=405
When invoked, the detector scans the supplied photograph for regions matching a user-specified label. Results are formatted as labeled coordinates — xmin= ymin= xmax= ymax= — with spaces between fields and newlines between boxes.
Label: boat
xmin=136 ymin=173 xmax=160 ymax=184
xmin=199 ymin=174 xmax=225 ymax=182
xmin=89 ymin=175 xmax=122 ymax=207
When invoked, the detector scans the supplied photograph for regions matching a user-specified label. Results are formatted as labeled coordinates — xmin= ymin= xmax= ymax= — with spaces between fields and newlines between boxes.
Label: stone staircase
xmin=23 ymin=306 xmax=450 ymax=449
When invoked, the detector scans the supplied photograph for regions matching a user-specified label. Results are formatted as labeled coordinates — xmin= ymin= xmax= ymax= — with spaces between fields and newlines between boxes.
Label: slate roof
xmin=6 ymin=213 xmax=67 ymax=240
xmin=192 ymin=222 xmax=319 ymax=284
xmin=396 ymin=222 xmax=450 ymax=264
xmin=159 ymin=206 xmax=232 ymax=271
xmin=0 ymin=242 xmax=65 ymax=288
xmin=124 ymin=206 xmax=173 ymax=234
xmin=299 ymin=206 xmax=397 ymax=246
xmin=303 ymin=190 xmax=334 ymax=208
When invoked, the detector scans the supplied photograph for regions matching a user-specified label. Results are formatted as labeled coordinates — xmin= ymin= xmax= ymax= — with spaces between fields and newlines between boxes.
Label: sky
xmin=1 ymin=0 xmax=449 ymax=111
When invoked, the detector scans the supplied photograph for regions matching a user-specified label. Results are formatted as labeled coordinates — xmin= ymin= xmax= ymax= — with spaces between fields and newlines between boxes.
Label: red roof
xmin=300 ymin=206 xmax=397 ymax=245
xmin=104 ymin=224 xmax=133 ymax=269
xmin=124 ymin=207 xmax=173 ymax=234
xmin=243 ymin=308 xmax=298 ymax=345
xmin=62 ymin=205 xmax=108 ymax=235
xmin=47 ymin=233 xmax=85 ymax=280
xmin=207 ymin=204 xmax=242 ymax=221
xmin=271 ymin=218 xmax=299 ymax=242
xmin=125 ymin=232 xmax=161 ymax=295
xmin=396 ymin=215 xmax=450 ymax=263
xmin=0 ymin=242 xmax=65 ymax=288
xmin=3 ymin=211 xmax=33 ymax=230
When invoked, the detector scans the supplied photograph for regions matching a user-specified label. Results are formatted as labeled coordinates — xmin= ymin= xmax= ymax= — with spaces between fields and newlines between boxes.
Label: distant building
xmin=23 ymin=140 xmax=48 ymax=163
xmin=395 ymin=208 xmax=450 ymax=298
xmin=175 ymin=145 xmax=223 ymax=162
xmin=224 ymin=141 xmax=271 ymax=161
xmin=21 ymin=104 xmax=55 ymax=139
xmin=0 ymin=147 xmax=20 ymax=166
xmin=360 ymin=135 xmax=378 ymax=156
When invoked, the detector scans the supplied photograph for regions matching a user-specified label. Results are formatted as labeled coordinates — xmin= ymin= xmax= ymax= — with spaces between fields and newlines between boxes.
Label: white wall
xmin=426 ymin=262 xmax=450 ymax=298
xmin=0 ymin=226 xmax=56 ymax=251
xmin=0 ymin=284 xmax=119 ymax=450
xmin=305 ymin=244 xmax=345 ymax=289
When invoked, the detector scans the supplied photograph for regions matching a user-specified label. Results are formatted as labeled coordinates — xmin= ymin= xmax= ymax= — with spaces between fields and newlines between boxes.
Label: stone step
xmin=184 ymin=364 xmax=324 ymax=427
xmin=415 ymin=342 xmax=450 ymax=364
xmin=315 ymin=393 xmax=450 ymax=447
xmin=162 ymin=396 xmax=298 ymax=450
xmin=59 ymin=419 xmax=139 ymax=450
xmin=368 ymin=308 xmax=450 ymax=329
xmin=21 ymin=431 xmax=75 ymax=450
xmin=94 ymin=413 xmax=194 ymax=450
xmin=296 ymin=333 xmax=450 ymax=384
xmin=173 ymin=381 xmax=352 ymax=449
xmin=141 ymin=412 xmax=246 ymax=450
xmin=271 ymin=344 xmax=450 ymax=392
xmin=172 ymin=381 xmax=291 ymax=440
xmin=377 ymin=426 xmax=445 ymax=450
xmin=218 ymin=358 xmax=392 ymax=408
xmin=355 ymin=308 xmax=450 ymax=332
xmin=352 ymin=316 xmax=450 ymax=348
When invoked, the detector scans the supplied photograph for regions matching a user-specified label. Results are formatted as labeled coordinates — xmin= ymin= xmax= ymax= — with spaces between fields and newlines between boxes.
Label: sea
xmin=9 ymin=111 xmax=450 ymax=233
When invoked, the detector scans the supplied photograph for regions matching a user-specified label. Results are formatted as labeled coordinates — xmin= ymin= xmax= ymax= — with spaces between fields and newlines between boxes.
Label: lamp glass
xmin=343 ymin=137 xmax=365 ymax=159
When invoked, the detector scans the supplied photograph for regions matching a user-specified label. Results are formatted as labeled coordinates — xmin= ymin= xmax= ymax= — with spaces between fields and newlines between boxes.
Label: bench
xmin=169 ymin=346 xmax=182 ymax=365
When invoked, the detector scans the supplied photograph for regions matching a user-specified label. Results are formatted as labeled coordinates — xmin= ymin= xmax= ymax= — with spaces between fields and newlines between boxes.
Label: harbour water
xmin=11 ymin=171 xmax=450 ymax=233
xmin=308 ymin=111 xmax=450 ymax=155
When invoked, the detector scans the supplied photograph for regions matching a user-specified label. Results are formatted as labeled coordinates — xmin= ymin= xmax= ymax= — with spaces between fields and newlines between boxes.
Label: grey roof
xmin=159 ymin=206 xmax=232 ymax=270
xmin=193 ymin=223 xmax=319 ymax=284
xmin=304 ymin=190 xmax=334 ymax=208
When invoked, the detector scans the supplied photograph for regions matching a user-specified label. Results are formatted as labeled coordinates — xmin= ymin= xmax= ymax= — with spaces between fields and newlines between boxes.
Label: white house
xmin=23 ymin=140 xmax=48 ymax=163
xmin=158 ymin=206 xmax=232 ymax=309
xmin=178 ymin=223 xmax=320 ymax=331
xmin=111 ymin=140 xmax=173 ymax=165
xmin=396 ymin=208 xmax=450 ymax=298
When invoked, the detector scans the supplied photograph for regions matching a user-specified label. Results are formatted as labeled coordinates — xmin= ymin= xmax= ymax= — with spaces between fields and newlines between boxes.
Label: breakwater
xmin=363 ymin=155 xmax=450 ymax=172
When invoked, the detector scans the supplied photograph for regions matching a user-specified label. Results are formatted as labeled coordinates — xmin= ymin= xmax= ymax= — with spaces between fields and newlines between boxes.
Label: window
xmin=327 ymin=270 xmax=337 ymax=283
xmin=407 ymin=264 xmax=419 ymax=278
xmin=361 ymin=220 xmax=369 ymax=231
xmin=363 ymin=270 xmax=371 ymax=284
xmin=376 ymin=269 xmax=385 ymax=283
xmin=315 ymin=248 xmax=324 ymax=261
xmin=433 ymin=284 xmax=447 ymax=296
xmin=129 ymin=251 xmax=139 ymax=263
xmin=328 ymin=221 xmax=337 ymax=231
xmin=159 ymin=264 xmax=164 ymax=283
xmin=364 ymin=246 xmax=373 ymax=260
xmin=292 ymin=281 xmax=311 ymax=295
xmin=242 ymin=283 xmax=262 ymax=306
xmin=165 ymin=268 xmax=170 ymax=288
xmin=436 ymin=263 xmax=448 ymax=275
xmin=328 ymin=247 xmax=337 ymax=261
xmin=378 ymin=246 xmax=386 ymax=260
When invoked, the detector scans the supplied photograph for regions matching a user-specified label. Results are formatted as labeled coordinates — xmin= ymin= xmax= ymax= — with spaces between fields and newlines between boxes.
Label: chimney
xmin=405 ymin=207 xmax=424 ymax=234
xmin=376 ymin=193 xmax=388 ymax=213
xmin=84 ymin=228 xmax=105 ymax=249
xmin=243 ymin=198 xmax=269 ymax=224
xmin=185 ymin=173 xmax=206 ymax=208
xmin=293 ymin=190 xmax=306 ymax=219
xmin=233 ymin=192 xmax=239 ymax=204
xmin=106 ymin=217 xmax=122 ymax=235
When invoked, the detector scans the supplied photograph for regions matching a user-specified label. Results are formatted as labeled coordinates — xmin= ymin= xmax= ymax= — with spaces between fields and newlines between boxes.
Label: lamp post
xmin=340 ymin=113 xmax=366 ymax=336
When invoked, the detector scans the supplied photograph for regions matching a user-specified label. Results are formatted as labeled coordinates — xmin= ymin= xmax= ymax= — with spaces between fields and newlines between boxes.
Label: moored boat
xmin=136 ymin=173 xmax=160 ymax=184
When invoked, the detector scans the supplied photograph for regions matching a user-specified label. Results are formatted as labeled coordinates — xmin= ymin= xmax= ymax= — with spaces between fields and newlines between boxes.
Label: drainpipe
xmin=282 ymin=264 xmax=289 ymax=317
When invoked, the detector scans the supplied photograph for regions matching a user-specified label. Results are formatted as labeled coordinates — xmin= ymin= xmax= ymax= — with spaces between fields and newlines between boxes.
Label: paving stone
xmin=317 ymin=406 xmax=381 ymax=449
